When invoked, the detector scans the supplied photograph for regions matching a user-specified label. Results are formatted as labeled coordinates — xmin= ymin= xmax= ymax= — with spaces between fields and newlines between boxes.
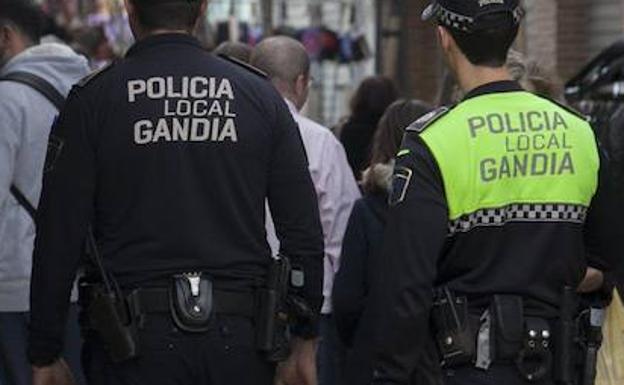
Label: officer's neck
xmin=135 ymin=29 xmax=193 ymax=41
xmin=456 ymin=63 xmax=512 ymax=95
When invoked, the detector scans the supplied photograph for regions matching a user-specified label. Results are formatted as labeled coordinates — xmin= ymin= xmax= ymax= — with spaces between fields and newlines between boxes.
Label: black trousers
xmin=444 ymin=365 xmax=554 ymax=385
xmin=82 ymin=314 xmax=275 ymax=385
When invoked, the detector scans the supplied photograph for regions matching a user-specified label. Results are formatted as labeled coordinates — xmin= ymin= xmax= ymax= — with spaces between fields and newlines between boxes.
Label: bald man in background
xmin=252 ymin=37 xmax=360 ymax=385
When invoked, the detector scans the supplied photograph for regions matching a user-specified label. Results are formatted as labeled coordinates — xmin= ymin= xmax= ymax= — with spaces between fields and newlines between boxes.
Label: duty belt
xmin=126 ymin=287 xmax=256 ymax=318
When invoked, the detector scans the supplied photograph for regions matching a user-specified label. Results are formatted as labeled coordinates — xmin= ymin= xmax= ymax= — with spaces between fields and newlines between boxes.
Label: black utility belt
xmin=431 ymin=290 xmax=554 ymax=382
xmin=79 ymin=272 xmax=256 ymax=363
xmin=431 ymin=288 xmax=605 ymax=385
xmin=82 ymin=273 xmax=255 ymax=333
xmin=126 ymin=286 xmax=255 ymax=319
xmin=80 ymin=259 xmax=308 ymax=365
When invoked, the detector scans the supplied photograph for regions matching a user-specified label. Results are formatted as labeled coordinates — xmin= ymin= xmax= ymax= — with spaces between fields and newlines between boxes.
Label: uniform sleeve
xmin=372 ymin=133 xmax=448 ymax=385
xmin=28 ymin=90 xmax=96 ymax=365
xmin=0 ymin=91 xmax=24 ymax=209
xmin=332 ymin=199 xmax=368 ymax=348
xmin=267 ymin=99 xmax=324 ymax=338
xmin=584 ymin=144 xmax=623 ymax=273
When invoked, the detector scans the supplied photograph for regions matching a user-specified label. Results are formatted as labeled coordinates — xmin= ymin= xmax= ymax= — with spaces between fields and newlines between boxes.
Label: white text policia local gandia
xmin=127 ymin=76 xmax=239 ymax=145
xmin=468 ymin=110 xmax=575 ymax=182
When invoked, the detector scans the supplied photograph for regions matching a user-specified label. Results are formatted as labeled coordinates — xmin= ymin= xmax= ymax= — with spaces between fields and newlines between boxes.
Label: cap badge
xmin=479 ymin=0 xmax=504 ymax=6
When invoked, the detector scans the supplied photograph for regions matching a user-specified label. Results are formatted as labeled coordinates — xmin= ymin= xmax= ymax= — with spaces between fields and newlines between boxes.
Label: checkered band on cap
xmin=448 ymin=203 xmax=588 ymax=236
xmin=433 ymin=4 xmax=524 ymax=32
xmin=437 ymin=7 xmax=475 ymax=32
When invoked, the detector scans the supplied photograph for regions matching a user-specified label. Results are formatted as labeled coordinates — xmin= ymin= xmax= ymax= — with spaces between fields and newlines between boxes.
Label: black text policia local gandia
xmin=467 ymin=110 xmax=575 ymax=182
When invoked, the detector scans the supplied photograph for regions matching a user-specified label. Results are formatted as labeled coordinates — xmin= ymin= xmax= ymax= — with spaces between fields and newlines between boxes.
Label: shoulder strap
xmin=405 ymin=106 xmax=452 ymax=134
xmin=0 ymin=71 xmax=66 ymax=110
xmin=0 ymin=72 xmax=67 ymax=219
xmin=217 ymin=53 xmax=269 ymax=79
xmin=9 ymin=185 xmax=36 ymax=220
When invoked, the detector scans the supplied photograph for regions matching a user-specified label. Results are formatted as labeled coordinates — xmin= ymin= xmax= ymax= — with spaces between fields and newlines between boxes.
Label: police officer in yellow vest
xmin=372 ymin=1 xmax=622 ymax=385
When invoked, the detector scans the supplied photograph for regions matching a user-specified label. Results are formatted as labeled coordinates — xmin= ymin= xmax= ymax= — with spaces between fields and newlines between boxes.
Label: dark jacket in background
xmin=333 ymin=164 xmax=443 ymax=385
xmin=602 ymin=105 xmax=624 ymax=295
xmin=339 ymin=113 xmax=382 ymax=180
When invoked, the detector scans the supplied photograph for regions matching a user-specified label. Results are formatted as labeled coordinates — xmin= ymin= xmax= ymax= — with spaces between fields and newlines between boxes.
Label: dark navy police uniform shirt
xmin=28 ymin=33 xmax=324 ymax=365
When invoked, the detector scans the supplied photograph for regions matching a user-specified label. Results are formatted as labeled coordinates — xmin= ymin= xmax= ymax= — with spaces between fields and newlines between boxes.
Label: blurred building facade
xmin=378 ymin=0 xmax=624 ymax=105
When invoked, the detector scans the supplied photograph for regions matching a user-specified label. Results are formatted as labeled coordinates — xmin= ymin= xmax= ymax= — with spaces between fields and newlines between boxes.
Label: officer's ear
xmin=0 ymin=24 xmax=10 ymax=46
xmin=438 ymin=26 xmax=453 ymax=54
xmin=123 ymin=0 xmax=140 ymax=38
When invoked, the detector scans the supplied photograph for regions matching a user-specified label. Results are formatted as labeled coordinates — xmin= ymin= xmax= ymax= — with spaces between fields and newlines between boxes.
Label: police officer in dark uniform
xmin=26 ymin=0 xmax=324 ymax=384
xmin=372 ymin=1 xmax=621 ymax=385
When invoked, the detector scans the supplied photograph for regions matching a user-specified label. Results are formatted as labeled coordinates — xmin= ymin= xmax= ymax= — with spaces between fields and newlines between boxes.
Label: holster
xmin=79 ymin=281 xmax=138 ymax=363
xmin=255 ymin=257 xmax=292 ymax=362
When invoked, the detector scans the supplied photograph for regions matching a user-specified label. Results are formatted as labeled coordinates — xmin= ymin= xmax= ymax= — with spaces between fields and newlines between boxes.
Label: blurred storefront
xmin=36 ymin=0 xmax=377 ymax=126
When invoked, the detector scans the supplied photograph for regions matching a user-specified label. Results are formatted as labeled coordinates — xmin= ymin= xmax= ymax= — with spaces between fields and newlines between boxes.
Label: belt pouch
xmin=431 ymin=289 xmax=477 ymax=366
xmin=491 ymin=295 xmax=524 ymax=361
xmin=85 ymin=284 xmax=138 ymax=362
xmin=170 ymin=273 xmax=213 ymax=332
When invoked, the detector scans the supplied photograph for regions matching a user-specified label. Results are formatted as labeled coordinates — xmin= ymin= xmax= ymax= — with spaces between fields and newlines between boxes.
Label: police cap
xmin=422 ymin=0 xmax=524 ymax=33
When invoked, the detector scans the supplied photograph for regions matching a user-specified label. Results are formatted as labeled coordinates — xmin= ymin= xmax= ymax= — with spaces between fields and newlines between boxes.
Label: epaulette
xmin=76 ymin=62 xmax=115 ymax=88
xmin=405 ymin=106 xmax=452 ymax=133
xmin=535 ymin=94 xmax=590 ymax=122
xmin=218 ymin=54 xmax=268 ymax=79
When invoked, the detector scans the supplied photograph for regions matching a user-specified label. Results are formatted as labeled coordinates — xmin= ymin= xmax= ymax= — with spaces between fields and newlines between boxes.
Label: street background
xmin=35 ymin=0 xmax=624 ymax=125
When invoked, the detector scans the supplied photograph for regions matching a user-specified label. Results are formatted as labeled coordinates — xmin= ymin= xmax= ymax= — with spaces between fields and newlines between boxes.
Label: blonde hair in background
xmin=595 ymin=289 xmax=624 ymax=385
xmin=507 ymin=50 xmax=563 ymax=100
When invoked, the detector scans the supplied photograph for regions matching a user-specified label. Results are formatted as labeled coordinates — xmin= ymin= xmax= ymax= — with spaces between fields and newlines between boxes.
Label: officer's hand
xmin=577 ymin=267 xmax=605 ymax=293
xmin=32 ymin=359 xmax=76 ymax=385
xmin=275 ymin=337 xmax=318 ymax=385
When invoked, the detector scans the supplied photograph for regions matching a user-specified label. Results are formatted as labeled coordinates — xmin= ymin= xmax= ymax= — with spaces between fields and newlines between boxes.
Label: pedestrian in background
xmin=214 ymin=41 xmax=253 ymax=63
xmin=338 ymin=75 xmax=398 ymax=180
xmin=507 ymin=49 xmax=562 ymax=100
xmin=333 ymin=99 xmax=434 ymax=385
xmin=252 ymin=36 xmax=361 ymax=385
xmin=0 ymin=1 xmax=90 ymax=384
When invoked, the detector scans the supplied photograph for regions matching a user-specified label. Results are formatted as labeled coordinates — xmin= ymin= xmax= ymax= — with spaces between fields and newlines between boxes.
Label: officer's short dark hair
xmin=0 ymin=0 xmax=44 ymax=43
xmin=446 ymin=14 xmax=519 ymax=68
xmin=131 ymin=0 xmax=203 ymax=32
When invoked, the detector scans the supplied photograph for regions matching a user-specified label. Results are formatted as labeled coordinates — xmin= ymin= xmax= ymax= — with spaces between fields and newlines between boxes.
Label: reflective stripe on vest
xmin=420 ymin=91 xmax=600 ymax=228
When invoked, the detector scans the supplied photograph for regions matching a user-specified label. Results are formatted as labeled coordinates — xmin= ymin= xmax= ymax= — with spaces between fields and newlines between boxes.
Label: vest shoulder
xmin=218 ymin=54 xmax=268 ymax=79
xmin=533 ymin=94 xmax=590 ymax=122
xmin=405 ymin=105 xmax=455 ymax=134
xmin=76 ymin=62 xmax=115 ymax=88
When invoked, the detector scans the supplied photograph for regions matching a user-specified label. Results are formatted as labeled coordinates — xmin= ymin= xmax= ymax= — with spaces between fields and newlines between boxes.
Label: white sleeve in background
xmin=316 ymin=134 xmax=361 ymax=314
xmin=270 ymin=99 xmax=361 ymax=313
